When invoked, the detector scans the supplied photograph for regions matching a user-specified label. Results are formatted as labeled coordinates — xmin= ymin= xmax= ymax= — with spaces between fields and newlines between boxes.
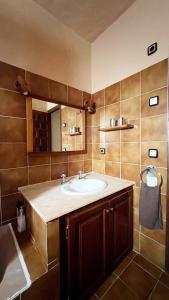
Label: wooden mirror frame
xmin=26 ymin=95 xmax=87 ymax=154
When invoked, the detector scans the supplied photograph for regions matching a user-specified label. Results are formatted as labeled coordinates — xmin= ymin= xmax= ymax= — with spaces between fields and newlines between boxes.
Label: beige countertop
xmin=18 ymin=172 xmax=135 ymax=223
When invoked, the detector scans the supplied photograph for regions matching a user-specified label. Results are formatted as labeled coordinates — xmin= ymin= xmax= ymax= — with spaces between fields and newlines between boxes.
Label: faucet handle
xmin=78 ymin=170 xmax=83 ymax=179
xmin=61 ymin=173 xmax=66 ymax=183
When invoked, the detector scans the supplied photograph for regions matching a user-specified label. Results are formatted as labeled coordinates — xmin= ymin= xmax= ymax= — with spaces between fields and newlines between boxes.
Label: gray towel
xmin=139 ymin=182 xmax=163 ymax=229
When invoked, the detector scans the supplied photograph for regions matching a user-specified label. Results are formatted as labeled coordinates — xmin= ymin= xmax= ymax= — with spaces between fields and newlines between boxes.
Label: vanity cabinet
xmin=61 ymin=187 xmax=133 ymax=300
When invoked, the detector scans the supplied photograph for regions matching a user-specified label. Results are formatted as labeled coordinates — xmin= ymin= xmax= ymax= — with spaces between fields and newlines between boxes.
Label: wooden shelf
xmin=69 ymin=132 xmax=82 ymax=136
xmin=98 ymin=124 xmax=134 ymax=132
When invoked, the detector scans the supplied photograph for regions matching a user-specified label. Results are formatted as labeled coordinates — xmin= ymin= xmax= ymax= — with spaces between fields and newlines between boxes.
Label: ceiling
xmin=33 ymin=0 xmax=136 ymax=42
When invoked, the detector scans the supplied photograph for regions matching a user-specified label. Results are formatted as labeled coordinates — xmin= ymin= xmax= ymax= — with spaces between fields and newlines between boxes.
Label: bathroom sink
xmin=61 ymin=178 xmax=107 ymax=195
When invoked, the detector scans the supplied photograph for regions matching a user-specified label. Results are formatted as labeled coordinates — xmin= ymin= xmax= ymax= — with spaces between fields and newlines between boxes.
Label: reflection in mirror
xmin=29 ymin=98 xmax=85 ymax=152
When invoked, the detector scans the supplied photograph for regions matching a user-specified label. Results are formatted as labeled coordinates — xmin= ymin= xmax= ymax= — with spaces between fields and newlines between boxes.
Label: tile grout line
xmin=139 ymin=70 xmax=142 ymax=252
xmin=120 ymin=81 xmax=122 ymax=179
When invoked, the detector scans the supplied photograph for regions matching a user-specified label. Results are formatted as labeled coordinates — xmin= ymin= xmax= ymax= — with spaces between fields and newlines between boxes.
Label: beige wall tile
xmin=121 ymin=163 xmax=140 ymax=186
xmin=105 ymin=161 xmax=120 ymax=177
xmin=141 ymin=142 xmax=167 ymax=168
xmin=92 ymin=143 xmax=105 ymax=160
xmin=105 ymin=131 xmax=120 ymax=143
xmin=141 ymin=222 xmax=166 ymax=245
xmin=133 ymin=230 xmax=140 ymax=252
xmin=141 ymin=87 xmax=167 ymax=118
xmin=121 ymin=72 xmax=140 ymax=100
xmin=68 ymin=154 xmax=84 ymax=162
xmin=92 ymin=127 xmax=105 ymax=144
xmin=121 ymin=119 xmax=140 ymax=142
xmin=121 ymin=142 xmax=140 ymax=164
xmin=140 ymin=234 xmax=165 ymax=269
xmin=161 ymin=194 xmax=166 ymax=221
xmin=105 ymin=102 xmax=120 ymax=127
xmin=92 ymin=107 xmax=105 ymax=127
xmin=92 ymin=159 xmax=105 ymax=173
xmin=105 ymin=143 xmax=120 ymax=162
xmin=121 ymin=96 xmax=140 ymax=121
xmin=105 ymin=82 xmax=120 ymax=105
xmin=84 ymin=160 xmax=92 ymax=173
xmin=134 ymin=208 xmax=140 ymax=231
xmin=141 ymin=115 xmax=167 ymax=142
xmin=84 ymin=143 xmax=92 ymax=160
xmin=133 ymin=187 xmax=140 ymax=209
xmin=141 ymin=59 xmax=168 ymax=94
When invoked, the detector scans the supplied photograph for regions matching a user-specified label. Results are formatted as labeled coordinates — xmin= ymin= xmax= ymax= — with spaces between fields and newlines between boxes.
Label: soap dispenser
xmin=17 ymin=201 xmax=26 ymax=233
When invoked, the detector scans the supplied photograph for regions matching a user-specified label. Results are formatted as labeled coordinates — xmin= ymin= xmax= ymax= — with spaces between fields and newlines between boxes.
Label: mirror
xmin=26 ymin=98 xmax=86 ymax=153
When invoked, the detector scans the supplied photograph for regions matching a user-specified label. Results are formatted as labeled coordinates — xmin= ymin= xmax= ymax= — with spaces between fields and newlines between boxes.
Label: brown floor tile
xmin=102 ymin=279 xmax=139 ymax=300
xmin=90 ymin=294 xmax=99 ymax=300
xmin=114 ymin=257 xmax=131 ymax=276
xmin=96 ymin=272 xmax=117 ymax=298
xmin=160 ymin=272 xmax=169 ymax=289
xmin=150 ymin=282 xmax=169 ymax=300
xmin=127 ymin=250 xmax=137 ymax=260
xmin=120 ymin=262 xmax=157 ymax=299
xmin=133 ymin=254 xmax=162 ymax=279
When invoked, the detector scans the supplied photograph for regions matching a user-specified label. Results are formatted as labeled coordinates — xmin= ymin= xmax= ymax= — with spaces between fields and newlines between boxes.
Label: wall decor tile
xmin=29 ymin=165 xmax=50 ymax=185
xmin=51 ymin=163 xmax=68 ymax=180
xmin=0 ymin=89 xmax=26 ymax=118
xmin=141 ymin=87 xmax=167 ymax=118
xmin=121 ymin=72 xmax=140 ymax=100
xmin=0 ymin=117 xmax=26 ymax=143
xmin=141 ymin=141 xmax=167 ymax=168
xmin=0 ymin=167 xmax=28 ymax=196
xmin=105 ymin=82 xmax=120 ymax=105
xmin=68 ymin=86 xmax=83 ymax=107
xmin=0 ymin=143 xmax=27 ymax=169
xmin=49 ymin=80 xmax=67 ymax=104
xmin=28 ymin=153 xmax=51 ymax=166
xmin=0 ymin=61 xmax=25 ymax=91
xmin=26 ymin=72 xmax=49 ymax=98
xmin=141 ymin=59 xmax=168 ymax=94
xmin=92 ymin=89 xmax=104 ymax=108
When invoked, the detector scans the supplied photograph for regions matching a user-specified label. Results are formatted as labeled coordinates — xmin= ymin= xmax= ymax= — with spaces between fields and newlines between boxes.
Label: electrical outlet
xmin=149 ymin=96 xmax=159 ymax=106
xmin=147 ymin=42 xmax=157 ymax=56
xmin=148 ymin=149 xmax=158 ymax=158
xmin=100 ymin=148 xmax=106 ymax=155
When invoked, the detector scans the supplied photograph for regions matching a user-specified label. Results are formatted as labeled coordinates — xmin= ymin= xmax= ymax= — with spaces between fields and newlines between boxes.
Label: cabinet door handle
xmin=105 ymin=209 xmax=110 ymax=214
xmin=110 ymin=208 xmax=114 ymax=212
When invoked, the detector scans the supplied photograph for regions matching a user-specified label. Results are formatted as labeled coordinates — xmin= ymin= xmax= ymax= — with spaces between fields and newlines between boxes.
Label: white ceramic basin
xmin=61 ymin=178 xmax=107 ymax=195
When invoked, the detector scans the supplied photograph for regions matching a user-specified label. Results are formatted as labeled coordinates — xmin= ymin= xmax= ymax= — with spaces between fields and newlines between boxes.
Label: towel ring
xmin=140 ymin=166 xmax=162 ymax=186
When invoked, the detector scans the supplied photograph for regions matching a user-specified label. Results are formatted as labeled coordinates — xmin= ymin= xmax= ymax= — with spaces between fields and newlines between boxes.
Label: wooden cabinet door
xmin=65 ymin=201 xmax=108 ymax=300
xmin=107 ymin=190 xmax=133 ymax=271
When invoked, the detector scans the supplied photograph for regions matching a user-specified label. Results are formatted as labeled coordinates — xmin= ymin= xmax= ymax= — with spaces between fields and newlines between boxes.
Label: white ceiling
xmin=33 ymin=0 xmax=136 ymax=42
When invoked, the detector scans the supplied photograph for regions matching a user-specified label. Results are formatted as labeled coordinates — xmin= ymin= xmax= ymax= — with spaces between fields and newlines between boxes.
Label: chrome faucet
xmin=78 ymin=171 xmax=84 ymax=179
xmin=61 ymin=174 xmax=67 ymax=184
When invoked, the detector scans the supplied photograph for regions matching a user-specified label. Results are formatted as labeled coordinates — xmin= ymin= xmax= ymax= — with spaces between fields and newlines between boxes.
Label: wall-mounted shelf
xmin=98 ymin=124 xmax=134 ymax=132
xmin=69 ymin=132 xmax=82 ymax=136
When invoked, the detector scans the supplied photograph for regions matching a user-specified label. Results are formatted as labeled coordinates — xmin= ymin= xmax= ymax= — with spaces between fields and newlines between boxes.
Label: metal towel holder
xmin=140 ymin=165 xmax=162 ymax=186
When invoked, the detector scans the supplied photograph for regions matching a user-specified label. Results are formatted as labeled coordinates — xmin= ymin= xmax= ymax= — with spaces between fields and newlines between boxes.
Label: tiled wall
xmin=0 ymin=61 xmax=92 ymax=224
xmin=91 ymin=59 xmax=168 ymax=270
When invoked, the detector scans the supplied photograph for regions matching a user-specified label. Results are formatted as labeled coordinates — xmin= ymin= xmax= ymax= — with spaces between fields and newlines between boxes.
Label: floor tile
xmin=96 ymin=272 xmax=117 ymax=298
xmin=102 ymin=279 xmax=139 ymax=300
xmin=134 ymin=254 xmax=162 ymax=280
xmin=120 ymin=262 xmax=157 ymax=299
xmin=159 ymin=272 xmax=169 ymax=288
xmin=150 ymin=282 xmax=169 ymax=300
xmin=127 ymin=250 xmax=137 ymax=260
xmin=114 ymin=257 xmax=131 ymax=276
